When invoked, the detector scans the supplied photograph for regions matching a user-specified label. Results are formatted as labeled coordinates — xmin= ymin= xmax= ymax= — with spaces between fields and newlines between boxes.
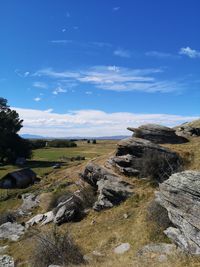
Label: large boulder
xmin=109 ymin=137 xmax=182 ymax=181
xmin=53 ymin=191 xmax=85 ymax=225
xmin=156 ymin=171 xmax=200 ymax=254
xmin=128 ymin=124 xmax=188 ymax=144
xmin=81 ymin=163 xmax=133 ymax=211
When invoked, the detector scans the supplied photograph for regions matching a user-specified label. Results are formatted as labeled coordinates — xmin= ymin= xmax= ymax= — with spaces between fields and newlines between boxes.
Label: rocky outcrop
xmin=109 ymin=137 xmax=182 ymax=181
xmin=0 ymin=222 xmax=25 ymax=241
xmin=128 ymin=124 xmax=188 ymax=144
xmin=26 ymin=190 xmax=86 ymax=227
xmin=81 ymin=163 xmax=133 ymax=211
xmin=17 ymin=193 xmax=40 ymax=216
xmin=176 ymin=125 xmax=200 ymax=137
xmin=156 ymin=171 xmax=200 ymax=254
xmin=53 ymin=191 xmax=85 ymax=225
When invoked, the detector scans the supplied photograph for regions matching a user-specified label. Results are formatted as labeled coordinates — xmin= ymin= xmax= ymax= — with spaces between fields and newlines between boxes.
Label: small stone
xmin=114 ymin=243 xmax=130 ymax=254
xmin=0 ymin=255 xmax=14 ymax=267
xmin=123 ymin=213 xmax=129 ymax=219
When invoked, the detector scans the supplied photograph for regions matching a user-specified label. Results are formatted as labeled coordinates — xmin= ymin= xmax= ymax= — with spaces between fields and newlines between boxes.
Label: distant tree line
xmin=29 ymin=139 xmax=77 ymax=149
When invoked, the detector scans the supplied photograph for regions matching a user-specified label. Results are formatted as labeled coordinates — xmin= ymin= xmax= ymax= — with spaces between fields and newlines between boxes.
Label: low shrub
xmin=140 ymin=150 xmax=182 ymax=183
xmin=31 ymin=228 xmax=84 ymax=267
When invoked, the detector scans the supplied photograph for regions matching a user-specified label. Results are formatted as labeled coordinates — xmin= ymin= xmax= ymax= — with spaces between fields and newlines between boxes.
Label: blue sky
xmin=0 ymin=0 xmax=200 ymax=137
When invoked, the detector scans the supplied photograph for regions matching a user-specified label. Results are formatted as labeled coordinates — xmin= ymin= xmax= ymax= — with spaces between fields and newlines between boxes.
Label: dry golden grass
xmin=2 ymin=138 xmax=200 ymax=266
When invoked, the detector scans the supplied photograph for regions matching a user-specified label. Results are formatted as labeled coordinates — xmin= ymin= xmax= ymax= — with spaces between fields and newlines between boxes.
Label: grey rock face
xmin=176 ymin=125 xmax=200 ymax=137
xmin=26 ymin=191 xmax=85 ymax=227
xmin=156 ymin=171 xmax=200 ymax=254
xmin=0 ymin=222 xmax=25 ymax=241
xmin=17 ymin=193 xmax=40 ymax=216
xmin=81 ymin=163 xmax=132 ymax=211
xmin=53 ymin=191 xmax=85 ymax=225
xmin=128 ymin=124 xmax=188 ymax=144
xmin=0 ymin=255 xmax=14 ymax=267
xmin=110 ymin=137 xmax=182 ymax=181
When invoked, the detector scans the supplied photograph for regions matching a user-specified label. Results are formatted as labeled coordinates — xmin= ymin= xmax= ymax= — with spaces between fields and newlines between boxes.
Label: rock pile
xmin=109 ymin=137 xmax=181 ymax=181
xmin=81 ymin=163 xmax=133 ymax=211
xmin=156 ymin=171 xmax=200 ymax=254
xmin=128 ymin=124 xmax=188 ymax=144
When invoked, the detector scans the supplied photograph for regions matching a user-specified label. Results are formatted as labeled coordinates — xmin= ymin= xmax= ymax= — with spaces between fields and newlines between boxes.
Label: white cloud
xmin=86 ymin=91 xmax=92 ymax=95
xmin=145 ymin=51 xmax=173 ymax=58
xmin=34 ymin=65 xmax=181 ymax=93
xmin=179 ymin=47 xmax=200 ymax=58
xmin=52 ymin=87 xmax=67 ymax=95
xmin=62 ymin=28 xmax=67 ymax=32
xmin=34 ymin=97 xmax=41 ymax=102
xmin=114 ymin=49 xmax=131 ymax=58
xmin=14 ymin=107 xmax=198 ymax=137
xmin=33 ymin=82 xmax=48 ymax=89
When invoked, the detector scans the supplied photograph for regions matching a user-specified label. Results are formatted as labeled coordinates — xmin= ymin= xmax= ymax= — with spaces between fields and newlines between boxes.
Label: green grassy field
xmin=0 ymin=140 xmax=118 ymax=179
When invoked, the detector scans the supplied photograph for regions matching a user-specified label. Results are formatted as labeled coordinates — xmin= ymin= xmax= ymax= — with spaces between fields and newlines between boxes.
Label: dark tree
xmin=0 ymin=98 xmax=32 ymax=163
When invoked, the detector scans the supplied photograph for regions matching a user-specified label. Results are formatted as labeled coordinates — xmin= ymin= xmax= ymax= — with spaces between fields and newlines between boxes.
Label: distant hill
xmin=21 ymin=134 xmax=130 ymax=140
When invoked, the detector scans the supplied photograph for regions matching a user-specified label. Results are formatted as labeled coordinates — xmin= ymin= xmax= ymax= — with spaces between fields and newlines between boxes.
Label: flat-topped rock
xmin=110 ymin=137 xmax=182 ymax=181
xmin=156 ymin=171 xmax=200 ymax=254
xmin=127 ymin=124 xmax=188 ymax=144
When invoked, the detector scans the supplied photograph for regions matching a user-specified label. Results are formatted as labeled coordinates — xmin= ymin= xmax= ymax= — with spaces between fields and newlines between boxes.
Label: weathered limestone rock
xmin=53 ymin=191 xmax=85 ymax=225
xmin=81 ymin=163 xmax=132 ymax=211
xmin=110 ymin=137 xmax=181 ymax=181
xmin=114 ymin=243 xmax=130 ymax=254
xmin=128 ymin=124 xmax=188 ymax=144
xmin=137 ymin=243 xmax=179 ymax=262
xmin=26 ymin=211 xmax=54 ymax=228
xmin=26 ymin=191 xmax=85 ymax=227
xmin=0 ymin=222 xmax=25 ymax=241
xmin=156 ymin=171 xmax=200 ymax=254
xmin=176 ymin=125 xmax=200 ymax=137
xmin=0 ymin=255 xmax=14 ymax=267
xmin=17 ymin=193 xmax=40 ymax=216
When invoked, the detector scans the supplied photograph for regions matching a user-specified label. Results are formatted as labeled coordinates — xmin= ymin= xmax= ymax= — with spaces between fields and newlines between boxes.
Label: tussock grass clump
xmin=31 ymin=228 xmax=85 ymax=267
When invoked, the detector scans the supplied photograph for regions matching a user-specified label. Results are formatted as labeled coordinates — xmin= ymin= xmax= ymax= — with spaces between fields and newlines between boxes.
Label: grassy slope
xmin=1 ymin=138 xmax=200 ymax=266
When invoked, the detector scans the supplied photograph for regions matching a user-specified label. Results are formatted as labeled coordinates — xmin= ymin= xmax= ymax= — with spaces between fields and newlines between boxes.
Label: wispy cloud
xmin=114 ymin=48 xmax=131 ymax=58
xmin=15 ymin=107 xmax=198 ymax=137
xmin=34 ymin=97 xmax=41 ymax=102
xmin=179 ymin=47 xmax=200 ymax=58
xmin=15 ymin=69 xmax=30 ymax=78
xmin=33 ymin=81 xmax=48 ymax=89
xmin=145 ymin=51 xmax=173 ymax=58
xmin=113 ymin=7 xmax=120 ymax=11
xmin=50 ymin=39 xmax=112 ymax=49
xmin=34 ymin=65 xmax=180 ymax=93
xmin=52 ymin=87 xmax=67 ymax=95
